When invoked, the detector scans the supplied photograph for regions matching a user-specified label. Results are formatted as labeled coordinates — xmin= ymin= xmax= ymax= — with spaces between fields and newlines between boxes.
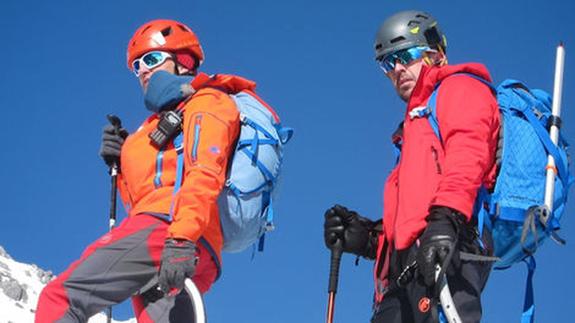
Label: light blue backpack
xmin=217 ymin=91 xmax=293 ymax=253
xmin=172 ymin=90 xmax=293 ymax=253
xmin=426 ymin=74 xmax=573 ymax=322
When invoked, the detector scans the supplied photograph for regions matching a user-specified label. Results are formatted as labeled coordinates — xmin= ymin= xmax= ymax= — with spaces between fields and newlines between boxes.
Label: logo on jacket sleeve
xmin=209 ymin=145 xmax=221 ymax=155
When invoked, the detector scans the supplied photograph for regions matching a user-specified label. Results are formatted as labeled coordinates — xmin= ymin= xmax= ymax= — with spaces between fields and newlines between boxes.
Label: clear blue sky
xmin=1 ymin=0 xmax=574 ymax=322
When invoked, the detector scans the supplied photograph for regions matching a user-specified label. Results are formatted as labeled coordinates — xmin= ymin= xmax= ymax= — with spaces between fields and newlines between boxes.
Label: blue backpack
xmin=173 ymin=90 xmax=293 ymax=253
xmin=426 ymin=74 xmax=573 ymax=322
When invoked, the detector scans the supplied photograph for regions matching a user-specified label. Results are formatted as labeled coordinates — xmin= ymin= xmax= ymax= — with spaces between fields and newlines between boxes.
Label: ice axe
xmin=105 ymin=114 xmax=122 ymax=323
xmin=326 ymin=240 xmax=343 ymax=323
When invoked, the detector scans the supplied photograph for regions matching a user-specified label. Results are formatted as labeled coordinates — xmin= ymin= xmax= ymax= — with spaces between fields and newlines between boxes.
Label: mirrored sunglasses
xmin=132 ymin=51 xmax=172 ymax=77
xmin=378 ymin=46 xmax=431 ymax=74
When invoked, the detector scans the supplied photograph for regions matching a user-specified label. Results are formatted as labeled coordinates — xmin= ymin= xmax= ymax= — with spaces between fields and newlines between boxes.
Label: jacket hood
xmin=193 ymin=72 xmax=257 ymax=94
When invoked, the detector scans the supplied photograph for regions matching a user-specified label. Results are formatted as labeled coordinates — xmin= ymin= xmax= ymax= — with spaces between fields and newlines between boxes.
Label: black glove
xmin=158 ymin=239 xmax=198 ymax=295
xmin=416 ymin=206 xmax=461 ymax=288
xmin=99 ymin=124 xmax=129 ymax=168
xmin=324 ymin=204 xmax=379 ymax=259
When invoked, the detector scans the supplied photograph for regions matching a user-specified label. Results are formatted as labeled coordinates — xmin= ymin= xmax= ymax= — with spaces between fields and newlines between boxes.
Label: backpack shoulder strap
xmin=169 ymin=131 xmax=185 ymax=219
xmin=427 ymin=88 xmax=442 ymax=141
xmin=426 ymin=73 xmax=496 ymax=142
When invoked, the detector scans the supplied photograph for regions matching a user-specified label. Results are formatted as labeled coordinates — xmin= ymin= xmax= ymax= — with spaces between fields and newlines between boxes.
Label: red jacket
xmin=373 ymin=63 xmax=500 ymax=301
xmin=379 ymin=63 xmax=500 ymax=250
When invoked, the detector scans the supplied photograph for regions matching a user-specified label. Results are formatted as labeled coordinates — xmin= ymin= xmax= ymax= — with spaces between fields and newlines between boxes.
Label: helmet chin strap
xmin=179 ymin=68 xmax=197 ymax=76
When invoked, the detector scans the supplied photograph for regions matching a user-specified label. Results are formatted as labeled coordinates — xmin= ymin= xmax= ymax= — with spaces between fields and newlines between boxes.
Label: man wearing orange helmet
xmin=36 ymin=19 xmax=258 ymax=322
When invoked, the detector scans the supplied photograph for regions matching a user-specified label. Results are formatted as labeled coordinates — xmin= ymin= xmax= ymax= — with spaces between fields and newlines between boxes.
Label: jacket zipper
xmin=431 ymin=146 xmax=442 ymax=174
xmin=191 ymin=114 xmax=202 ymax=162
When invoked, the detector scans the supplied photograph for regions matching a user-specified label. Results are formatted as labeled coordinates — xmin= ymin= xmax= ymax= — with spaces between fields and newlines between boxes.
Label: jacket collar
xmin=406 ymin=63 xmax=493 ymax=114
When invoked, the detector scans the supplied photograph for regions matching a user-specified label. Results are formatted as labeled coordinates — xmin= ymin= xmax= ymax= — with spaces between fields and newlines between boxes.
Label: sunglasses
xmin=132 ymin=51 xmax=172 ymax=76
xmin=378 ymin=46 xmax=431 ymax=74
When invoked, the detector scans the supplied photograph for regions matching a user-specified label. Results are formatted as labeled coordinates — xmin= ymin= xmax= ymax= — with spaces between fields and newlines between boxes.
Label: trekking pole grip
xmin=106 ymin=114 xmax=123 ymax=176
xmin=326 ymin=245 xmax=343 ymax=323
xmin=106 ymin=114 xmax=122 ymax=230
xmin=107 ymin=114 xmax=122 ymax=132
xmin=328 ymin=247 xmax=343 ymax=293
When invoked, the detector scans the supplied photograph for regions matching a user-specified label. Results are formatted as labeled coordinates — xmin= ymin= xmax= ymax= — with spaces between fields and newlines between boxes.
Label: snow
xmin=0 ymin=246 xmax=135 ymax=323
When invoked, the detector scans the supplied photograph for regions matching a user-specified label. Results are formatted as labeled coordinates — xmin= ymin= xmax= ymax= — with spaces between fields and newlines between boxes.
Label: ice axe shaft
xmin=326 ymin=246 xmax=343 ymax=323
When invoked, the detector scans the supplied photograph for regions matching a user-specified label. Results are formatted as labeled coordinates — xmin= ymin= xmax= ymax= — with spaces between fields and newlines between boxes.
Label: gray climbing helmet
xmin=374 ymin=10 xmax=447 ymax=61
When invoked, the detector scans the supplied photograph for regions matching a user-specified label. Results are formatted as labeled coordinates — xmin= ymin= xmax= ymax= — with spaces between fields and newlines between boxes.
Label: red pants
xmin=35 ymin=214 xmax=219 ymax=323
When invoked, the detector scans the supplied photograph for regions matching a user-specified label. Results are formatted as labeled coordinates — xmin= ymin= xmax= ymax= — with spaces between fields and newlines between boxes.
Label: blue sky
xmin=1 ymin=0 xmax=574 ymax=322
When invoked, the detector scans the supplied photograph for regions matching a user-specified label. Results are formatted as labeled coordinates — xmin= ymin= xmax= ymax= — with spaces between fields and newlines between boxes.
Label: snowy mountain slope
xmin=0 ymin=245 xmax=135 ymax=323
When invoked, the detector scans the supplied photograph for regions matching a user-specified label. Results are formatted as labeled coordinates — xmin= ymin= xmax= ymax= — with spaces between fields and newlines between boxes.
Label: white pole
xmin=543 ymin=43 xmax=565 ymax=219
xmin=185 ymin=278 xmax=207 ymax=323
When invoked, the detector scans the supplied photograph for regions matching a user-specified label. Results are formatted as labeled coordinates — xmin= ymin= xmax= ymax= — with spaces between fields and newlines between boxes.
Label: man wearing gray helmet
xmin=324 ymin=10 xmax=500 ymax=322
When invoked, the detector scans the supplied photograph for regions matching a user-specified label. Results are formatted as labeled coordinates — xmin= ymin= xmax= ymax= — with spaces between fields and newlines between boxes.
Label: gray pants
xmin=35 ymin=215 xmax=219 ymax=323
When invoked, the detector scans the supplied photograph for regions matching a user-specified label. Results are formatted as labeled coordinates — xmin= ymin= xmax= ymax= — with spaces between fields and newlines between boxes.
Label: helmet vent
xmin=141 ymin=25 xmax=152 ymax=34
xmin=415 ymin=14 xmax=429 ymax=20
xmin=161 ymin=27 xmax=172 ymax=37
xmin=177 ymin=24 xmax=189 ymax=32
xmin=424 ymin=26 xmax=441 ymax=48
xmin=408 ymin=20 xmax=421 ymax=27
xmin=390 ymin=36 xmax=406 ymax=44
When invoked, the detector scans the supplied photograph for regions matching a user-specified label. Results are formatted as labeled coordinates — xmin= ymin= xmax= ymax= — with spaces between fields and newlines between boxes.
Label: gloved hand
xmin=324 ymin=204 xmax=379 ymax=259
xmin=144 ymin=70 xmax=195 ymax=113
xmin=99 ymin=124 xmax=129 ymax=168
xmin=416 ymin=206 xmax=461 ymax=287
xmin=158 ymin=239 xmax=198 ymax=295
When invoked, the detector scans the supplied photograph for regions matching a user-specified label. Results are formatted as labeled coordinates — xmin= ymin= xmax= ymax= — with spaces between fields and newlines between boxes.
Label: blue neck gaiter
xmin=144 ymin=70 xmax=194 ymax=113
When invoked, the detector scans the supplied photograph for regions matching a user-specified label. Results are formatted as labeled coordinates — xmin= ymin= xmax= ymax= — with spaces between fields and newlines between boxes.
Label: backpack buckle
xmin=409 ymin=106 xmax=431 ymax=119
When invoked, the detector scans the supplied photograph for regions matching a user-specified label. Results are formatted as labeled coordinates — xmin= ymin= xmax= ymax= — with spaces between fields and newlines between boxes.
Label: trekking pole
xmin=106 ymin=114 xmax=122 ymax=230
xmin=185 ymin=278 xmax=207 ymax=323
xmin=326 ymin=242 xmax=343 ymax=323
xmin=105 ymin=114 xmax=122 ymax=323
xmin=542 ymin=42 xmax=566 ymax=224
xmin=436 ymin=264 xmax=461 ymax=323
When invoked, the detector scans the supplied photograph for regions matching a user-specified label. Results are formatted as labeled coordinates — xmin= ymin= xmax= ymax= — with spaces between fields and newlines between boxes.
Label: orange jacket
xmin=117 ymin=74 xmax=255 ymax=260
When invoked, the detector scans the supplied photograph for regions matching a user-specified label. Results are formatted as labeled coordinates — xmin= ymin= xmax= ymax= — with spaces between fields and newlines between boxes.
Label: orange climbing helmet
xmin=127 ymin=19 xmax=204 ymax=71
